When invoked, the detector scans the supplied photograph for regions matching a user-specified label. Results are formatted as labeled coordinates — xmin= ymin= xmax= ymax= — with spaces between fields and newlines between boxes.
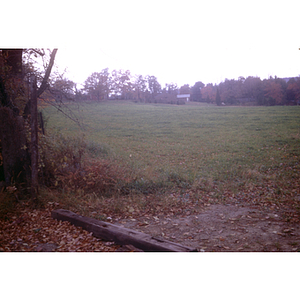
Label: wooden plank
xmin=51 ymin=209 xmax=197 ymax=252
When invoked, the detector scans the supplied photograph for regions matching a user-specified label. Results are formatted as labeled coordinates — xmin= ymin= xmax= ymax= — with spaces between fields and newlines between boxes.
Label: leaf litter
xmin=1 ymin=196 xmax=300 ymax=252
xmin=0 ymin=202 xmax=128 ymax=252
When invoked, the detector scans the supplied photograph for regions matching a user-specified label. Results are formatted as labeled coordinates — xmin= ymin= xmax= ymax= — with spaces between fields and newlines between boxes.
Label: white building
xmin=177 ymin=94 xmax=190 ymax=102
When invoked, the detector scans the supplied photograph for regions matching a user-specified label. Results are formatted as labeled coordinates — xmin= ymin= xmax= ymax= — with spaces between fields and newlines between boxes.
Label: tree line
xmin=52 ymin=68 xmax=300 ymax=106
xmin=202 ymin=76 xmax=300 ymax=106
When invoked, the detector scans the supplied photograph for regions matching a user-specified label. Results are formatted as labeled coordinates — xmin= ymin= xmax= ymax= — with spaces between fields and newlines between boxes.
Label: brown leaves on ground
xmin=0 ymin=202 xmax=120 ymax=252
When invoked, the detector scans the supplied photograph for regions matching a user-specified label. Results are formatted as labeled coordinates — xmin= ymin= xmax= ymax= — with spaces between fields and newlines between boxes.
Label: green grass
xmin=43 ymin=101 xmax=300 ymax=198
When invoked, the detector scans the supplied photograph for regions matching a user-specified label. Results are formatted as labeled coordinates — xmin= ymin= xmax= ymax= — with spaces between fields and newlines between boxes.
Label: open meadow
xmin=44 ymin=101 xmax=300 ymax=201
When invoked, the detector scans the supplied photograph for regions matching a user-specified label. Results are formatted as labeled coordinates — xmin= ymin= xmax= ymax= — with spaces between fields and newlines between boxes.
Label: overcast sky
xmin=4 ymin=0 xmax=300 ymax=88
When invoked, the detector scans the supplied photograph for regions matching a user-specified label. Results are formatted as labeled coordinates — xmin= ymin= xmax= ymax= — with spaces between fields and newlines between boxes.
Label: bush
xmin=39 ymin=132 xmax=87 ymax=186
xmin=57 ymin=160 xmax=121 ymax=195
xmin=177 ymin=99 xmax=186 ymax=105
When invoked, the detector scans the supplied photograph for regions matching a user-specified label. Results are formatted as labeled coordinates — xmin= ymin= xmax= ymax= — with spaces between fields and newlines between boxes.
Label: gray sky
xmin=4 ymin=0 xmax=300 ymax=87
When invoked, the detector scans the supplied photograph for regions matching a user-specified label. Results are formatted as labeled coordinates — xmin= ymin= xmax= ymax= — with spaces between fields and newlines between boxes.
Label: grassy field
xmin=44 ymin=102 xmax=300 ymax=181
xmin=42 ymin=101 xmax=300 ymax=218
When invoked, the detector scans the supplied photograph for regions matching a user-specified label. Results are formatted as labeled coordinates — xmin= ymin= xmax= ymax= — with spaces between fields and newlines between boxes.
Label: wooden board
xmin=51 ymin=209 xmax=197 ymax=252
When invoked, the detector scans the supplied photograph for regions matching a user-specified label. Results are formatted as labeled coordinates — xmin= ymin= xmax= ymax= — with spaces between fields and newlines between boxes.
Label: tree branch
xmin=37 ymin=49 xmax=58 ymax=98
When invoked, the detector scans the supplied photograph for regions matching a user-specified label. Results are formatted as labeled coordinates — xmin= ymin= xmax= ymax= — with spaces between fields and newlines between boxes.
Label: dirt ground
xmin=1 ymin=201 xmax=300 ymax=252
xmin=114 ymin=203 xmax=300 ymax=252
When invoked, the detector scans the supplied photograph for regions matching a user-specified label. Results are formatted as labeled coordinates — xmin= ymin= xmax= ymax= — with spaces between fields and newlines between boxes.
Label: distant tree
xmin=133 ymin=75 xmax=147 ymax=102
xmin=219 ymin=79 xmax=240 ymax=105
xmin=99 ymin=68 xmax=112 ymax=100
xmin=238 ymin=76 xmax=245 ymax=83
xmin=216 ymin=88 xmax=221 ymax=106
xmin=179 ymin=84 xmax=190 ymax=94
xmin=201 ymin=83 xmax=216 ymax=103
xmin=190 ymin=81 xmax=204 ymax=102
xmin=147 ymin=75 xmax=161 ymax=100
xmin=165 ymin=83 xmax=178 ymax=95
xmin=275 ymin=77 xmax=288 ymax=105
xmin=263 ymin=78 xmax=285 ymax=105
xmin=120 ymin=70 xmax=133 ymax=99
xmin=83 ymin=70 xmax=111 ymax=101
xmin=111 ymin=69 xmax=132 ymax=99
xmin=46 ymin=77 xmax=76 ymax=102
xmin=243 ymin=76 xmax=263 ymax=103
xmin=286 ymin=77 xmax=300 ymax=104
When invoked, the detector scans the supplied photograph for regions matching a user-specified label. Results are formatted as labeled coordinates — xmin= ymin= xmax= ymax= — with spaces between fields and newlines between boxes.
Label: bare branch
xmin=37 ymin=49 xmax=58 ymax=98
xmin=42 ymin=98 xmax=86 ymax=129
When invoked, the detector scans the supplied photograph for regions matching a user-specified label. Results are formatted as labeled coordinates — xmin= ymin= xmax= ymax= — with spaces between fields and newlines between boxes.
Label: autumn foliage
xmin=78 ymin=66 xmax=300 ymax=106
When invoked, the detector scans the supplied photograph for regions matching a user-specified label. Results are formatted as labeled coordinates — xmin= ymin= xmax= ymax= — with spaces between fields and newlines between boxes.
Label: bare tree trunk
xmin=0 ymin=49 xmax=58 ymax=200
xmin=0 ymin=107 xmax=30 ymax=186
xmin=0 ymin=49 xmax=31 ymax=188
xmin=30 ymin=74 xmax=38 ymax=200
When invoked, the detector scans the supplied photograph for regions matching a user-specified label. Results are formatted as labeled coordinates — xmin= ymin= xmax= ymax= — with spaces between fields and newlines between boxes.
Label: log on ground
xmin=51 ymin=209 xmax=197 ymax=252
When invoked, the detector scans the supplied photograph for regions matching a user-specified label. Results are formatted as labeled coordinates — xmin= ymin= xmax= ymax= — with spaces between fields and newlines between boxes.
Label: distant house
xmin=177 ymin=94 xmax=190 ymax=102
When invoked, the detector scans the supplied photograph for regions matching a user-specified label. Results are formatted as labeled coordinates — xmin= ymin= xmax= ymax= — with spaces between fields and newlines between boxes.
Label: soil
xmin=114 ymin=203 xmax=300 ymax=252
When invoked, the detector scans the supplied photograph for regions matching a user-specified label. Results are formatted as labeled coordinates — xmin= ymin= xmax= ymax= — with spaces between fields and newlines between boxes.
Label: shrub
xmin=57 ymin=159 xmax=123 ymax=196
xmin=39 ymin=132 xmax=87 ymax=186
